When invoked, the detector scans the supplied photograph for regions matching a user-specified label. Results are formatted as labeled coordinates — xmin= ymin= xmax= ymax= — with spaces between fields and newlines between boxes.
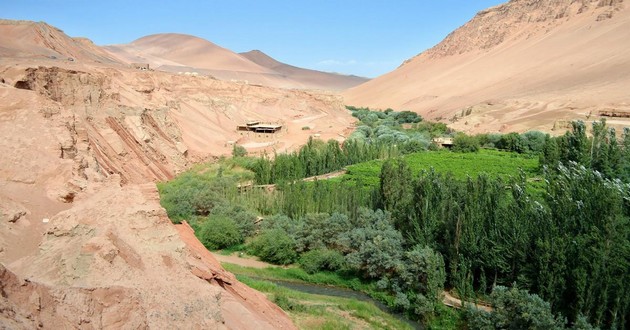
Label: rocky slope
xmin=0 ymin=19 xmax=355 ymax=328
xmin=343 ymin=0 xmax=630 ymax=133
xmin=0 ymin=19 xmax=120 ymax=64
xmin=105 ymin=33 xmax=368 ymax=90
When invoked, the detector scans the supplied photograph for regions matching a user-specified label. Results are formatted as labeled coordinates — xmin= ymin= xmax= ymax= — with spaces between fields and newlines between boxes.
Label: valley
xmin=1 ymin=0 xmax=630 ymax=328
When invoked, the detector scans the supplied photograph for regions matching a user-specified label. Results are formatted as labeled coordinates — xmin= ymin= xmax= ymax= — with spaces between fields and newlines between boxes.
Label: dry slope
xmin=344 ymin=0 xmax=630 ymax=133
xmin=0 ymin=19 xmax=355 ymax=329
xmin=106 ymin=33 xmax=368 ymax=90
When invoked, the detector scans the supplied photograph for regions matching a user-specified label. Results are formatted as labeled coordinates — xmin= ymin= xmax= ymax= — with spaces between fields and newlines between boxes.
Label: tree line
xmin=159 ymin=118 xmax=630 ymax=328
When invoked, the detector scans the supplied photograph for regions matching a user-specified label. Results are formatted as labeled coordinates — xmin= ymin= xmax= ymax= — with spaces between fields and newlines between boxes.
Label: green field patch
xmin=335 ymin=149 xmax=539 ymax=188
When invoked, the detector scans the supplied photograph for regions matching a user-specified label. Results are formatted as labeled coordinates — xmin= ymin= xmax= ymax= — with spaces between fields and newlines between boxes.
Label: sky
xmin=1 ymin=1 xmax=505 ymax=78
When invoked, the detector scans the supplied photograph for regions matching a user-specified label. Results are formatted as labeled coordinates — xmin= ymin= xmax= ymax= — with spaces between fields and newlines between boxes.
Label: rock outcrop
xmin=2 ymin=181 xmax=294 ymax=329
xmin=0 ymin=18 xmax=356 ymax=329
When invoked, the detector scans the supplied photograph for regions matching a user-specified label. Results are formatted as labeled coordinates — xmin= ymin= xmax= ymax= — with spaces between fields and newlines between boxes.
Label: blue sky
xmin=1 ymin=1 xmax=505 ymax=77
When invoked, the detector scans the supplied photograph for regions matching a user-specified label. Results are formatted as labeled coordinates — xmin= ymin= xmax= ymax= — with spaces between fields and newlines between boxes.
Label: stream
xmin=249 ymin=276 xmax=423 ymax=329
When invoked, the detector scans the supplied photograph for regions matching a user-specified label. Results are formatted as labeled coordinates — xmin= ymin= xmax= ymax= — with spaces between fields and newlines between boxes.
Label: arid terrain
xmin=2 ymin=0 xmax=630 ymax=327
xmin=344 ymin=0 xmax=630 ymax=133
xmin=0 ymin=18 xmax=355 ymax=329
xmin=105 ymin=33 xmax=368 ymax=91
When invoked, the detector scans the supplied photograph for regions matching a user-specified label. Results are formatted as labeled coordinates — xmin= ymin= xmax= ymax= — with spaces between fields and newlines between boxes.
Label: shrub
xmin=232 ymin=144 xmax=247 ymax=157
xmin=210 ymin=204 xmax=257 ymax=238
xmin=273 ymin=293 xmax=306 ymax=312
xmin=298 ymin=249 xmax=346 ymax=274
xmin=394 ymin=110 xmax=422 ymax=124
xmin=452 ymin=133 xmax=480 ymax=153
xmin=521 ymin=130 xmax=547 ymax=153
xmin=462 ymin=286 xmax=567 ymax=330
xmin=301 ymin=126 xmax=311 ymax=130
xmin=248 ymin=229 xmax=297 ymax=265
xmin=199 ymin=216 xmax=243 ymax=250
xmin=496 ymin=132 xmax=524 ymax=153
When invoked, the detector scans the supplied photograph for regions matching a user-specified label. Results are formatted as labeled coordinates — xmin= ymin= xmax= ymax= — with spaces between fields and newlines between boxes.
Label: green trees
xmin=534 ymin=164 xmax=630 ymax=328
xmin=540 ymin=119 xmax=630 ymax=182
xmin=199 ymin=216 xmax=242 ymax=250
xmin=157 ymin=172 xmax=230 ymax=221
xmin=464 ymin=286 xmax=567 ymax=330
xmin=338 ymin=209 xmax=404 ymax=278
xmin=374 ymin=155 xmax=629 ymax=328
xmin=248 ymin=229 xmax=298 ymax=265
xmin=248 ymin=137 xmax=394 ymax=185
xmin=394 ymin=246 xmax=446 ymax=316
xmin=158 ymin=118 xmax=630 ymax=328
xmin=453 ymin=133 xmax=480 ymax=152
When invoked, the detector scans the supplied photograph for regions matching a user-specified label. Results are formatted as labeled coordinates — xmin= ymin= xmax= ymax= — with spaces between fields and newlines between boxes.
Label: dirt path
xmin=442 ymin=291 xmax=492 ymax=312
xmin=240 ymin=169 xmax=348 ymax=192
xmin=211 ymin=252 xmax=279 ymax=269
xmin=302 ymin=169 xmax=347 ymax=182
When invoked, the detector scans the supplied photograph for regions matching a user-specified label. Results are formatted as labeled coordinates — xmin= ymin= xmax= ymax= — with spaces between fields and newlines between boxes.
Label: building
xmin=237 ymin=121 xmax=283 ymax=134
xmin=433 ymin=137 xmax=454 ymax=148
xmin=131 ymin=63 xmax=150 ymax=71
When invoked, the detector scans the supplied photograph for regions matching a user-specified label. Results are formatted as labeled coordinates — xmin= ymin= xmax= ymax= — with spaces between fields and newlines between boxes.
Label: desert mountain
xmin=0 ymin=19 xmax=120 ymax=64
xmin=105 ymin=33 xmax=368 ymax=90
xmin=0 ymin=19 xmax=355 ymax=328
xmin=343 ymin=0 xmax=630 ymax=133
xmin=241 ymin=49 xmax=369 ymax=91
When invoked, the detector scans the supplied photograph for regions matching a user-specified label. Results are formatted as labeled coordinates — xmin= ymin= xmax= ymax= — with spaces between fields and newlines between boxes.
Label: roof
xmin=249 ymin=124 xmax=282 ymax=129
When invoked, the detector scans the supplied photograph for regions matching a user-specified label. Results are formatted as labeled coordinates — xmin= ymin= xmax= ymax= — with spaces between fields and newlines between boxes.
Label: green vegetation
xmin=339 ymin=149 xmax=538 ymax=187
xmin=463 ymin=286 xmax=567 ymax=329
xmin=540 ymin=119 xmax=630 ymax=180
xmin=158 ymin=112 xmax=630 ymax=329
xmin=248 ymin=228 xmax=298 ymax=265
xmin=232 ymin=144 xmax=247 ymax=157
xmin=238 ymin=275 xmax=413 ymax=330
xmin=222 ymin=263 xmax=371 ymax=292
xmin=199 ymin=216 xmax=242 ymax=250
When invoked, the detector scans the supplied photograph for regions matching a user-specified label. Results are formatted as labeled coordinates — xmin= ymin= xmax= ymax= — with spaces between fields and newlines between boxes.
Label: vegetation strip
xmin=159 ymin=111 xmax=630 ymax=329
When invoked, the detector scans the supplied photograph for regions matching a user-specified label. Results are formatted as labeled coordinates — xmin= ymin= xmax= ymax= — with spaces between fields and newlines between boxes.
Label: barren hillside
xmin=343 ymin=0 xmax=630 ymax=133
xmin=241 ymin=50 xmax=369 ymax=91
xmin=106 ymin=33 xmax=368 ymax=90
xmin=0 ymin=19 xmax=121 ymax=64
xmin=0 ymin=19 xmax=355 ymax=328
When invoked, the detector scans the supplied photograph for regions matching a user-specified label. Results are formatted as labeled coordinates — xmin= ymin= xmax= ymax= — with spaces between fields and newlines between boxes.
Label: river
xmin=249 ymin=276 xmax=424 ymax=329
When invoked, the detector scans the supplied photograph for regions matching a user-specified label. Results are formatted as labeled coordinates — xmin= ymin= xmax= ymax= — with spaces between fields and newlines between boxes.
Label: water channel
xmin=249 ymin=276 xmax=424 ymax=329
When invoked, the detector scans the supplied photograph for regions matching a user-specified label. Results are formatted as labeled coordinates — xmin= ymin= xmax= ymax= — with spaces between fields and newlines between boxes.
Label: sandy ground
xmin=212 ymin=251 xmax=277 ymax=269
xmin=344 ymin=1 xmax=630 ymax=134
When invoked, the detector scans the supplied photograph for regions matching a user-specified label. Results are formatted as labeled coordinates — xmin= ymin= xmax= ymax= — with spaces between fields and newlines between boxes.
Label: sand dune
xmin=344 ymin=0 xmax=630 ymax=133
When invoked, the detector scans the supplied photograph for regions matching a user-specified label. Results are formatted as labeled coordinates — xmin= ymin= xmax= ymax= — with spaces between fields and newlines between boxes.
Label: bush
xmin=273 ymin=293 xmax=306 ymax=312
xmin=199 ymin=216 xmax=243 ymax=250
xmin=521 ymin=130 xmax=547 ymax=153
xmin=496 ymin=132 xmax=524 ymax=153
xmin=210 ymin=204 xmax=257 ymax=238
xmin=248 ymin=229 xmax=298 ymax=265
xmin=463 ymin=286 xmax=568 ymax=330
xmin=232 ymin=144 xmax=247 ymax=157
xmin=298 ymin=249 xmax=346 ymax=274
xmin=394 ymin=110 xmax=422 ymax=124
xmin=452 ymin=133 xmax=480 ymax=153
